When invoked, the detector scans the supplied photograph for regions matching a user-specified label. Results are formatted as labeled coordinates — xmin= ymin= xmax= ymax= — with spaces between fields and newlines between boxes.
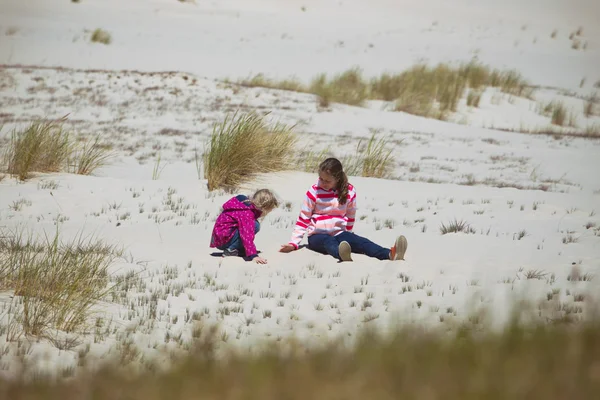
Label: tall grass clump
xmin=369 ymin=60 xmax=533 ymax=118
xmin=0 ymin=227 xmax=120 ymax=339
xmin=2 ymin=118 xmax=115 ymax=180
xmin=358 ymin=132 xmax=394 ymax=178
xmin=4 ymin=118 xmax=72 ymax=180
xmin=309 ymin=68 xmax=369 ymax=107
xmin=203 ymin=111 xmax=298 ymax=191
xmin=551 ymin=101 xmax=567 ymax=126
xmin=584 ymin=93 xmax=597 ymax=118
xmin=2 ymin=310 xmax=599 ymax=399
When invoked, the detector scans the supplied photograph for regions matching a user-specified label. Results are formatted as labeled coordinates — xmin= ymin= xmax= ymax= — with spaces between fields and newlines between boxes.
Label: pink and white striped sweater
xmin=288 ymin=181 xmax=357 ymax=249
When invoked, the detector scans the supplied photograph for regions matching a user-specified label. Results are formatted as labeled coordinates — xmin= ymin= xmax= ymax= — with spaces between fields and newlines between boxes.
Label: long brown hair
xmin=319 ymin=157 xmax=349 ymax=205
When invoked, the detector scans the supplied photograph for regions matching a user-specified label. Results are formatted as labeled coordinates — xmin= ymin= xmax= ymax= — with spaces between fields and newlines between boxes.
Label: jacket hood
xmin=221 ymin=197 xmax=262 ymax=218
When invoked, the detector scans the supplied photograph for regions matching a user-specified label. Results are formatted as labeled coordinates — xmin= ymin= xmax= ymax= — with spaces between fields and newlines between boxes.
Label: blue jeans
xmin=308 ymin=231 xmax=390 ymax=261
xmin=218 ymin=220 xmax=260 ymax=255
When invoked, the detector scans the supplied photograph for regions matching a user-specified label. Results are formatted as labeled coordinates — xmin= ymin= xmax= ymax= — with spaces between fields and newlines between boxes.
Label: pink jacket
xmin=210 ymin=195 xmax=262 ymax=257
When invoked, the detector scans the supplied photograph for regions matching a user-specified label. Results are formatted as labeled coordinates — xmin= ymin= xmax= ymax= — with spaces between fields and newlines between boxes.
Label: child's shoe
xmin=390 ymin=235 xmax=408 ymax=261
xmin=222 ymin=248 xmax=239 ymax=257
xmin=338 ymin=241 xmax=353 ymax=262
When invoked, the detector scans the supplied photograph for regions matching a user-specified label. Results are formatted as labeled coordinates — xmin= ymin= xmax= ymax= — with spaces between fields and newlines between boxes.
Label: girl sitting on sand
xmin=210 ymin=188 xmax=279 ymax=264
xmin=279 ymin=157 xmax=407 ymax=262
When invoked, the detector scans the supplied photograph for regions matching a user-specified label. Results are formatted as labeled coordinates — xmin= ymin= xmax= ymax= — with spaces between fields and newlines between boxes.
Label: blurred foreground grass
xmin=1 ymin=313 xmax=599 ymax=400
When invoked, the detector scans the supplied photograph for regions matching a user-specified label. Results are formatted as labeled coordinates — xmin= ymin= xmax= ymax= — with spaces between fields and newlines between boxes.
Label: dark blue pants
xmin=218 ymin=220 xmax=260 ymax=255
xmin=308 ymin=231 xmax=390 ymax=261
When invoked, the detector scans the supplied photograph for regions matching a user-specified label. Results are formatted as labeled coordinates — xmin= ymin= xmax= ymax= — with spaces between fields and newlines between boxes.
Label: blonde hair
xmin=251 ymin=189 xmax=279 ymax=215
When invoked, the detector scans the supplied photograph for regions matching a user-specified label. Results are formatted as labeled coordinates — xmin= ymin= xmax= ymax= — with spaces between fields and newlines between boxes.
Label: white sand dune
xmin=0 ymin=0 xmax=599 ymax=380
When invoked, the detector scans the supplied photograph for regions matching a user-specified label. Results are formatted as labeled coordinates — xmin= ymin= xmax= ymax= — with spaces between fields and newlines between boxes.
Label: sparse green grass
xmin=440 ymin=218 xmax=474 ymax=234
xmin=0 ymin=226 xmax=120 ymax=340
xmin=562 ymin=234 xmax=578 ymax=244
xmin=90 ymin=28 xmax=111 ymax=45
xmin=524 ymin=269 xmax=547 ymax=280
xmin=203 ymin=111 xmax=297 ymax=191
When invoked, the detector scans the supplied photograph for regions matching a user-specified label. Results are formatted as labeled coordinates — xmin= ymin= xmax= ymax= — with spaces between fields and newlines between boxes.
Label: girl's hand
xmin=254 ymin=256 xmax=268 ymax=264
xmin=279 ymin=244 xmax=295 ymax=253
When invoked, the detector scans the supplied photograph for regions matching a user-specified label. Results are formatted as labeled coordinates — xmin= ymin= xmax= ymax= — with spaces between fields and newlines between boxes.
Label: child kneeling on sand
xmin=279 ymin=157 xmax=407 ymax=262
xmin=210 ymin=189 xmax=279 ymax=264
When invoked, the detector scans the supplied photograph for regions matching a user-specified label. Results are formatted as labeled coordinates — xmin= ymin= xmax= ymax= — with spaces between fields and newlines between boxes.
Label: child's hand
xmin=254 ymin=256 xmax=268 ymax=264
xmin=279 ymin=244 xmax=295 ymax=253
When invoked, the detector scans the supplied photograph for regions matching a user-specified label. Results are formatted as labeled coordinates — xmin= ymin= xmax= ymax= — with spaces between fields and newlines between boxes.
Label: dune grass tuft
xmin=71 ymin=135 xmax=116 ymax=175
xmin=0 ymin=226 xmax=120 ymax=340
xmin=440 ymin=218 xmax=474 ymax=234
xmin=203 ymin=111 xmax=298 ymax=191
xmin=90 ymin=28 xmax=111 ymax=45
xmin=2 ymin=118 xmax=115 ymax=180
xmin=550 ymin=101 xmax=568 ymax=126
xmin=4 ymin=118 xmax=72 ymax=180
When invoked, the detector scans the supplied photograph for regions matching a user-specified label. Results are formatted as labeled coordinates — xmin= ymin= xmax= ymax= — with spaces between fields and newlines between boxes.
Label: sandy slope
xmin=0 ymin=0 xmax=599 ymax=380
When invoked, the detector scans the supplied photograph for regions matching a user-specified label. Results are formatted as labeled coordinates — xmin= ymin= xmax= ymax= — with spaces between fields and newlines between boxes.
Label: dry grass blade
xmin=361 ymin=132 xmax=394 ymax=178
xmin=203 ymin=111 xmax=298 ymax=191
xmin=71 ymin=135 xmax=116 ymax=175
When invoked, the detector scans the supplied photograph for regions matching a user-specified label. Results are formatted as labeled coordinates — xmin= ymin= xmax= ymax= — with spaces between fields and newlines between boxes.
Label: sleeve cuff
xmin=290 ymin=242 xmax=299 ymax=250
